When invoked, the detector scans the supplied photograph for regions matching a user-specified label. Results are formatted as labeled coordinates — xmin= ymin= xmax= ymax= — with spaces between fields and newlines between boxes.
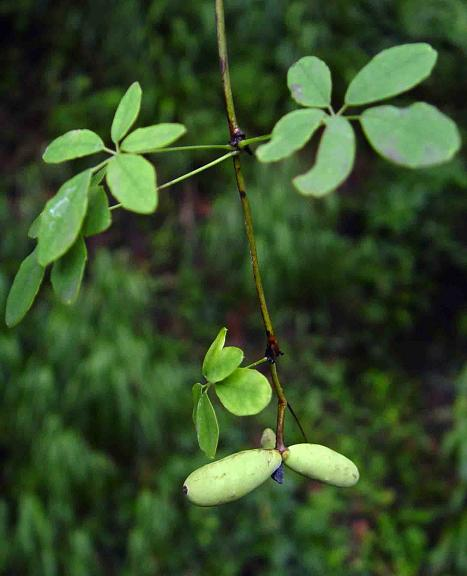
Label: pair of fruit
xmin=183 ymin=430 xmax=359 ymax=506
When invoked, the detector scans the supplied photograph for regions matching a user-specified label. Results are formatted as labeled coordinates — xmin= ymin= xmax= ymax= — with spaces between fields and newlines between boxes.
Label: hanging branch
xmin=214 ymin=0 xmax=287 ymax=452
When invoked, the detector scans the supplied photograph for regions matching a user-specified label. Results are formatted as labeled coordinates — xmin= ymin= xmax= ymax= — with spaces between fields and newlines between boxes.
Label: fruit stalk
xmin=215 ymin=0 xmax=287 ymax=451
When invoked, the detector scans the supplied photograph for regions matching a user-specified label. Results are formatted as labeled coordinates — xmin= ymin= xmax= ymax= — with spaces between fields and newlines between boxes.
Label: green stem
xmin=215 ymin=0 xmax=287 ymax=453
xmin=343 ymin=115 xmax=361 ymax=121
xmin=109 ymin=151 xmax=238 ymax=211
xmin=245 ymin=357 xmax=268 ymax=370
xmin=103 ymin=146 xmax=117 ymax=155
xmin=239 ymin=134 xmax=271 ymax=148
xmin=336 ymin=104 xmax=348 ymax=116
xmin=149 ymin=144 xmax=233 ymax=153
xmin=215 ymin=0 xmax=239 ymax=135
xmin=91 ymin=158 xmax=110 ymax=173
xmin=158 ymin=150 xmax=237 ymax=190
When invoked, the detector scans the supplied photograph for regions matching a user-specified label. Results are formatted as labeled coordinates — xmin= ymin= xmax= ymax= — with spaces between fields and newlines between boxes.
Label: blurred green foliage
xmin=1 ymin=0 xmax=466 ymax=574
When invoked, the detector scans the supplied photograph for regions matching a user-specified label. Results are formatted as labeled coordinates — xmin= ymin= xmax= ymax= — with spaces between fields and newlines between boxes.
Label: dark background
xmin=1 ymin=1 xmax=467 ymax=574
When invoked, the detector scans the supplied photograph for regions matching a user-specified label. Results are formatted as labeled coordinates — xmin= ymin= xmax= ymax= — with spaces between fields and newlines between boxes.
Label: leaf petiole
xmin=158 ymin=150 xmax=238 ymax=191
xmin=91 ymin=159 xmax=111 ymax=173
xmin=244 ymin=357 xmax=268 ymax=370
xmin=238 ymin=134 xmax=271 ymax=147
xmin=109 ymin=150 xmax=239 ymax=212
xmin=149 ymin=144 xmax=233 ymax=153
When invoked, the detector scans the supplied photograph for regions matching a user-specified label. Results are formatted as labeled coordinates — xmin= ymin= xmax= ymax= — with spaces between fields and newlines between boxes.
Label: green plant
xmin=5 ymin=0 xmax=461 ymax=506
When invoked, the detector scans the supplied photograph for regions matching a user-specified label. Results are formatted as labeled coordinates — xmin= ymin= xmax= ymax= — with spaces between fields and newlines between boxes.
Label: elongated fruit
xmin=283 ymin=444 xmax=359 ymax=487
xmin=183 ymin=449 xmax=282 ymax=506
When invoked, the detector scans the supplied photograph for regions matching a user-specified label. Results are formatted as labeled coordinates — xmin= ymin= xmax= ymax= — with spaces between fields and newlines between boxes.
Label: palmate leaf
xmin=37 ymin=169 xmax=91 ymax=266
xmin=195 ymin=392 xmax=219 ymax=459
xmin=361 ymin=102 xmax=461 ymax=168
xmin=215 ymin=368 xmax=272 ymax=416
xmin=111 ymin=82 xmax=142 ymax=144
xmin=256 ymin=109 xmax=325 ymax=163
xmin=202 ymin=327 xmax=244 ymax=384
xmin=287 ymin=56 xmax=332 ymax=108
xmin=293 ymin=116 xmax=355 ymax=197
xmin=42 ymin=129 xmax=105 ymax=163
xmin=5 ymin=249 xmax=45 ymax=327
xmin=345 ymin=43 xmax=437 ymax=106
xmin=51 ymin=236 xmax=87 ymax=305
xmin=106 ymin=154 xmax=157 ymax=214
xmin=121 ymin=124 xmax=187 ymax=153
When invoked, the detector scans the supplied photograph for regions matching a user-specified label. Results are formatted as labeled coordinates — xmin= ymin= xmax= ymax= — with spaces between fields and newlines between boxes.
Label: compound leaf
xmin=106 ymin=154 xmax=157 ymax=214
xmin=345 ymin=43 xmax=437 ymax=106
xmin=111 ymin=82 xmax=142 ymax=144
xmin=361 ymin=103 xmax=461 ymax=168
xmin=121 ymin=123 xmax=187 ymax=153
xmin=5 ymin=249 xmax=45 ymax=327
xmin=215 ymin=368 xmax=272 ymax=416
xmin=287 ymin=56 xmax=332 ymax=108
xmin=51 ymin=236 xmax=87 ymax=305
xmin=256 ymin=109 xmax=325 ymax=162
xmin=37 ymin=169 xmax=91 ymax=266
xmin=293 ymin=116 xmax=355 ymax=197
xmin=42 ymin=129 xmax=105 ymax=163
xmin=196 ymin=392 xmax=219 ymax=459
xmin=202 ymin=327 xmax=244 ymax=383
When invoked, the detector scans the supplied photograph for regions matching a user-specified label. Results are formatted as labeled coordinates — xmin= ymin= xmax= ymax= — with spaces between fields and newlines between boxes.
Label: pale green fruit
xmin=260 ymin=428 xmax=276 ymax=449
xmin=183 ymin=449 xmax=282 ymax=506
xmin=283 ymin=444 xmax=359 ymax=487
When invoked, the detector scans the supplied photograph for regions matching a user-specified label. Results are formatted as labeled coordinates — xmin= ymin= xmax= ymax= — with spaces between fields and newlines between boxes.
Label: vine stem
xmin=215 ymin=0 xmax=287 ymax=452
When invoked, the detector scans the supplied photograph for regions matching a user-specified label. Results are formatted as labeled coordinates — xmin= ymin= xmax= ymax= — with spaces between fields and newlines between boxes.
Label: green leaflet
xmin=121 ymin=124 xmax=187 ymax=153
xmin=361 ymin=102 xmax=461 ymax=168
xmin=51 ymin=237 xmax=88 ymax=305
xmin=106 ymin=154 xmax=157 ymax=214
xmin=37 ymin=169 xmax=91 ymax=266
xmin=256 ymin=109 xmax=325 ymax=163
xmin=345 ymin=43 xmax=437 ymax=106
xmin=192 ymin=383 xmax=203 ymax=425
xmin=215 ymin=368 xmax=272 ymax=416
xmin=293 ymin=116 xmax=355 ymax=197
xmin=287 ymin=56 xmax=332 ymax=108
xmin=42 ymin=129 xmax=105 ymax=163
xmin=28 ymin=213 xmax=42 ymax=239
xmin=83 ymin=186 xmax=111 ymax=236
xmin=202 ymin=327 xmax=244 ymax=384
xmin=5 ymin=249 xmax=45 ymax=327
xmin=91 ymin=166 xmax=107 ymax=186
xmin=111 ymin=82 xmax=142 ymax=144
xmin=195 ymin=392 xmax=219 ymax=459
